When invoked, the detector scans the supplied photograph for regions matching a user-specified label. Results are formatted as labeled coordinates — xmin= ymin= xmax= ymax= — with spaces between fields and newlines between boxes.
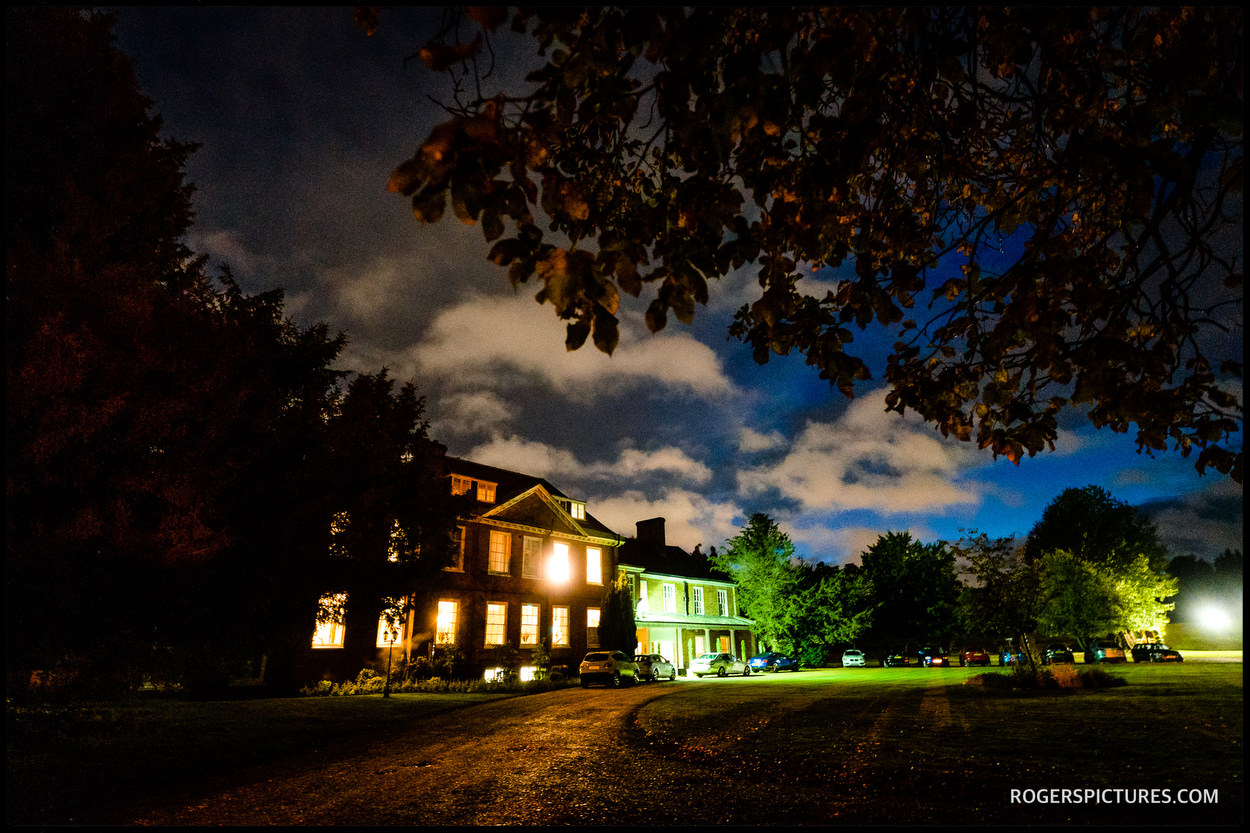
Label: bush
xmin=964 ymin=665 xmax=1127 ymax=691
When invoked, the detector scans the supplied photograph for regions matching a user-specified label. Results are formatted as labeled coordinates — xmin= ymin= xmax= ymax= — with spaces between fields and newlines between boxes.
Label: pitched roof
xmin=617 ymin=537 xmax=734 ymax=583
xmin=445 ymin=457 xmax=621 ymax=541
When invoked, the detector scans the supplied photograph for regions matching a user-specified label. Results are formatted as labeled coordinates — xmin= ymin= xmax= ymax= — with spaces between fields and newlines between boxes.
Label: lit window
xmin=718 ymin=589 xmax=729 ymax=616
xmin=522 ymin=536 xmax=542 ymax=578
xmin=548 ymin=541 xmax=570 ymax=583
xmin=488 ymin=530 xmax=511 ymax=573
xmin=570 ymin=501 xmax=585 ymax=520
xmin=376 ymin=613 xmax=403 ymax=647
xmin=436 ymin=599 xmax=458 ymax=645
xmin=693 ymin=586 xmax=704 ymax=615
xmin=587 ymin=607 xmax=600 ymax=648
xmin=521 ymin=603 xmax=540 ymax=647
xmin=552 ymin=606 xmax=570 ymax=647
xmin=663 ymin=583 xmax=676 ymax=613
xmin=586 ymin=547 xmax=602 ymax=584
xmin=485 ymin=602 xmax=507 ymax=646
xmin=312 ymin=593 xmax=347 ymax=648
xmin=451 ymin=475 xmax=472 ymax=495
xmin=476 ymin=481 xmax=496 ymax=503
xmin=445 ymin=526 xmax=465 ymax=571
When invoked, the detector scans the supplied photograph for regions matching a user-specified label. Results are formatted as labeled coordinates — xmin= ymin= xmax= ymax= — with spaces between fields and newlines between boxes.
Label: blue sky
xmin=110 ymin=7 xmax=1242 ymax=565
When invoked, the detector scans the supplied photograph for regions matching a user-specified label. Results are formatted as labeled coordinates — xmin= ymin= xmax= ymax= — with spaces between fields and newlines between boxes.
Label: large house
xmin=619 ymin=517 xmax=757 ymax=672
xmin=298 ymin=458 xmax=624 ymax=684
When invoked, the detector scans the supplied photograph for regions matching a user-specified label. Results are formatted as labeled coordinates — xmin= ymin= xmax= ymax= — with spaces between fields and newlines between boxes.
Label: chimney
xmin=636 ymin=517 xmax=666 ymax=549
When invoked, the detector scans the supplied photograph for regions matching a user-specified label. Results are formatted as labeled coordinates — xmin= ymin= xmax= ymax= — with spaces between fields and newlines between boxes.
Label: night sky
xmin=109 ymin=6 xmax=1242 ymax=564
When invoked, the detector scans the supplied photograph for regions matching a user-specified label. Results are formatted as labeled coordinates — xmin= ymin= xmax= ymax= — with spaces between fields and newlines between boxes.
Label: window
xmin=586 ymin=547 xmax=602 ymax=584
xmin=663 ymin=583 xmax=676 ymax=613
xmin=548 ymin=541 xmax=570 ymax=583
xmin=312 ymin=593 xmax=347 ymax=648
xmin=446 ymin=526 xmax=465 ymax=571
xmin=476 ymin=481 xmax=496 ymax=503
xmin=522 ymin=536 xmax=542 ymax=578
xmin=485 ymin=602 xmax=507 ymax=646
xmin=692 ymin=586 xmax=704 ymax=615
xmin=587 ymin=607 xmax=600 ymax=647
xmin=520 ymin=603 xmax=540 ymax=646
xmin=451 ymin=475 xmax=472 ymax=495
xmin=552 ymin=606 xmax=570 ymax=647
xmin=436 ymin=600 xmax=458 ymax=645
xmin=488 ymin=530 xmax=511 ymax=573
xmin=717 ymin=589 xmax=729 ymax=616
xmin=570 ymin=501 xmax=586 ymax=520
xmin=376 ymin=613 xmax=403 ymax=647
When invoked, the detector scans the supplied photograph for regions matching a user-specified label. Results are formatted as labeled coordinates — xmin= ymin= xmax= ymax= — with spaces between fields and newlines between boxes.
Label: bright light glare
xmin=547 ymin=541 xmax=570 ymax=584
xmin=1197 ymin=604 xmax=1232 ymax=632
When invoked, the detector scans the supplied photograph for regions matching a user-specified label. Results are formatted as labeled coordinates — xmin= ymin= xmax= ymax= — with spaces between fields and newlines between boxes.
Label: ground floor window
xmin=552 ymin=605 xmax=570 ymax=647
xmin=485 ymin=602 xmax=507 ymax=646
xmin=436 ymin=599 xmax=458 ymax=645
xmin=312 ymin=592 xmax=347 ymax=648
xmin=587 ymin=607 xmax=600 ymax=648
xmin=375 ymin=613 xmax=404 ymax=647
xmin=521 ymin=603 xmax=540 ymax=647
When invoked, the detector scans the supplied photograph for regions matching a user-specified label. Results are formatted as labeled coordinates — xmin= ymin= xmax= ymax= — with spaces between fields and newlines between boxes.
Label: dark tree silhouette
xmin=370 ymin=6 xmax=1243 ymax=481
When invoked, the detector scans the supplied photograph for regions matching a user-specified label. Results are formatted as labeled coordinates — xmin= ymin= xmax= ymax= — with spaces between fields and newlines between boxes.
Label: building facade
xmin=619 ymin=518 xmax=757 ymax=672
xmin=299 ymin=458 xmax=623 ymax=684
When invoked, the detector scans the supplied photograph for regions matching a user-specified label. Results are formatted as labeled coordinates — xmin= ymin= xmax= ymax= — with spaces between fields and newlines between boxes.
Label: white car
xmin=579 ymin=651 xmax=639 ymax=688
xmin=841 ymin=648 xmax=866 ymax=667
xmin=633 ymin=653 xmax=677 ymax=681
xmin=689 ymin=652 xmax=750 ymax=678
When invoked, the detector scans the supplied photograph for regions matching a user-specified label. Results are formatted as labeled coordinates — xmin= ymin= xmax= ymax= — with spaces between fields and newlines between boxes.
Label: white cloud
xmin=589 ymin=488 xmax=743 ymax=553
xmin=463 ymin=436 xmax=713 ymax=487
xmin=737 ymin=389 xmax=983 ymax=515
xmin=412 ymin=294 xmax=734 ymax=399
xmin=738 ymin=427 xmax=787 ymax=453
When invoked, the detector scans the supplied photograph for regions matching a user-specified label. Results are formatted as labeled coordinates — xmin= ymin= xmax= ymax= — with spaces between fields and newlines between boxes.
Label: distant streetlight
xmin=1197 ymin=603 xmax=1232 ymax=633
xmin=382 ymin=624 xmax=399 ymax=698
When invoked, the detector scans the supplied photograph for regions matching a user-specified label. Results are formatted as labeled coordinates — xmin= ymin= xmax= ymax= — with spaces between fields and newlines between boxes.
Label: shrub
xmin=964 ymin=665 xmax=1126 ymax=691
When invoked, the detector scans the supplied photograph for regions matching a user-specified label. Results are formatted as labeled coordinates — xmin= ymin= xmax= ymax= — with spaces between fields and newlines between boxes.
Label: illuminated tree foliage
xmin=375 ymin=6 xmax=1243 ymax=480
xmin=711 ymin=513 xmax=801 ymax=652
xmin=955 ymin=532 xmax=1041 ymax=660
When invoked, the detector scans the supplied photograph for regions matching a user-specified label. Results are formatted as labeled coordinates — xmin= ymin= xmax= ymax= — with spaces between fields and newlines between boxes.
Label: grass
xmin=634 ymin=662 xmax=1244 ymax=824
xmin=7 ymin=660 xmax=1243 ymax=825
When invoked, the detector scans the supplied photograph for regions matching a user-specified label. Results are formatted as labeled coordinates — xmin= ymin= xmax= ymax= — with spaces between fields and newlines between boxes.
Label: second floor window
xmin=522 ymin=536 xmax=542 ymax=578
xmin=488 ymin=530 xmax=511 ymax=573
xmin=718 ymin=589 xmax=729 ymax=616
xmin=586 ymin=547 xmax=602 ymax=584
xmin=663 ymin=583 xmax=676 ymax=613
xmin=446 ymin=526 xmax=465 ymax=571
xmin=693 ymin=586 xmax=704 ymax=615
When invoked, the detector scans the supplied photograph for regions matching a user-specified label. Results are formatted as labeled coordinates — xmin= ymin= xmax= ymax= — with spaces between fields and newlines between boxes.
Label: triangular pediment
xmin=482 ymin=486 xmax=583 ymax=537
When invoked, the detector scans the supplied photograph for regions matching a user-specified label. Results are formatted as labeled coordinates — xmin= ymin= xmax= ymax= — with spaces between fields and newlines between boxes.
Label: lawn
xmin=635 ymin=660 xmax=1244 ymax=824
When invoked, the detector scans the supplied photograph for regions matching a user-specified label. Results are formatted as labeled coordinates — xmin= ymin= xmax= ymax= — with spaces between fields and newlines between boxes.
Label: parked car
xmin=579 ymin=651 xmax=639 ymax=687
xmin=748 ymin=652 xmax=800 ymax=672
xmin=633 ymin=653 xmax=677 ymax=681
xmin=689 ymin=652 xmax=751 ymax=677
xmin=920 ymin=646 xmax=950 ymax=667
xmin=841 ymin=648 xmax=867 ymax=668
xmin=1130 ymin=642 xmax=1183 ymax=663
xmin=882 ymin=648 xmax=918 ymax=668
xmin=999 ymin=647 xmax=1026 ymax=666
xmin=1042 ymin=644 xmax=1074 ymax=665
xmin=1087 ymin=641 xmax=1127 ymax=663
xmin=958 ymin=647 xmax=992 ymax=667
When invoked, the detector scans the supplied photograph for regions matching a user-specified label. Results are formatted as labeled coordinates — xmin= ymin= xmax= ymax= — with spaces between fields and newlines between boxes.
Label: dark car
xmin=883 ymin=648 xmax=918 ymax=667
xmin=920 ymin=646 xmax=950 ymax=667
xmin=1042 ymin=644 xmax=1074 ymax=665
xmin=959 ymin=647 xmax=992 ymax=667
xmin=1130 ymin=642 xmax=1183 ymax=663
xmin=748 ymin=652 xmax=800 ymax=672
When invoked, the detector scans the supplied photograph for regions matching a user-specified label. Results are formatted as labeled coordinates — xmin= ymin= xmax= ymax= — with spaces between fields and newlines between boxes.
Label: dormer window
xmin=555 ymin=497 xmax=586 ymax=520
xmin=450 ymin=474 xmax=496 ymax=504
